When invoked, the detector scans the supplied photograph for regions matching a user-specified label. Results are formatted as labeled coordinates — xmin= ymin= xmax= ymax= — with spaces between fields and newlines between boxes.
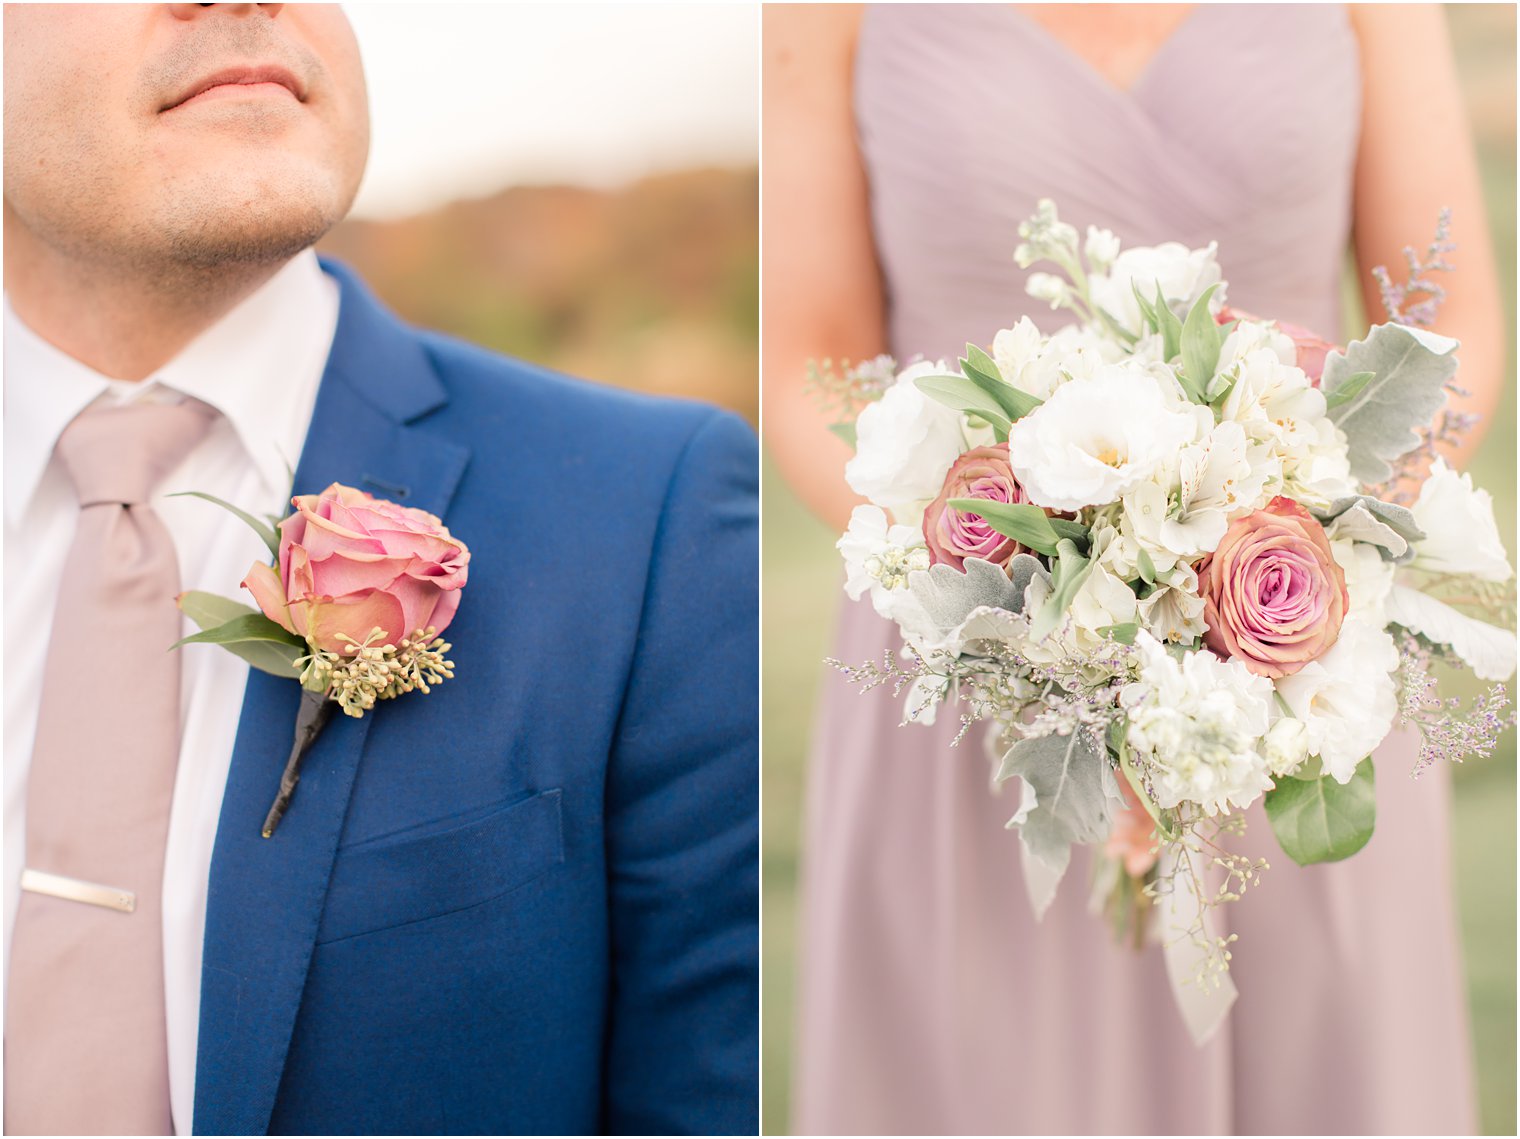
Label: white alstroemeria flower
xmin=1274 ymin=615 xmax=1400 ymax=784
xmin=1087 ymin=241 xmax=1226 ymax=338
xmin=1216 ymin=318 xmax=1296 ymax=373
xmin=1407 ymin=458 xmax=1513 ymax=582
xmin=1261 ymin=716 xmax=1311 ymax=778
xmin=845 ymin=360 xmax=966 ymax=521
xmin=991 ymin=320 xmax=1115 ymax=403
xmin=838 ymin=505 xmax=934 ymax=630
xmin=1006 ymin=362 xmax=1199 ymax=511
xmin=1217 ymin=347 xmax=1355 ymax=507
xmin=1119 ymin=631 xmax=1275 ymax=815
xmin=1067 ymin=562 xmax=1140 ymax=645
xmin=1157 ymin=420 xmax=1278 ymax=557
xmin=1330 ymin=538 xmax=1397 ymax=624
xmin=1136 ymin=563 xmax=1208 ymax=645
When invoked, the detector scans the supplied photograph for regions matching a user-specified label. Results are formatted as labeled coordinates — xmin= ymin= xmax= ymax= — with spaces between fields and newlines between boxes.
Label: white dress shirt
xmin=3 ymin=250 xmax=339 ymax=1135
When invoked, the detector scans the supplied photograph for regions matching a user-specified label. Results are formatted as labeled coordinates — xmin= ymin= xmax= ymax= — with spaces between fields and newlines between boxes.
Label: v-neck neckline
xmin=1004 ymin=4 xmax=1206 ymax=100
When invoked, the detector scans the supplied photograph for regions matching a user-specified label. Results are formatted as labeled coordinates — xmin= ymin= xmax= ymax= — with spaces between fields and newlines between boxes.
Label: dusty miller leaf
xmin=1320 ymin=324 xmax=1458 ymax=485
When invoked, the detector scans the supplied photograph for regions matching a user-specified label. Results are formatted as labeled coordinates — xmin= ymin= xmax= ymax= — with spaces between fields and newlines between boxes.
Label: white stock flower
xmin=1217 ymin=347 xmax=1355 ymax=507
xmin=1119 ymin=632 xmax=1275 ymax=815
xmin=1026 ymin=273 xmax=1070 ymax=309
xmin=838 ymin=505 xmax=933 ymax=629
xmin=1407 ymin=458 xmax=1514 ymax=582
xmin=1087 ymin=241 xmax=1225 ymax=337
xmin=845 ymin=360 xmax=966 ymax=520
xmin=1274 ymin=615 xmax=1400 ymax=784
xmin=1261 ymin=716 xmax=1311 ymax=778
xmin=1006 ymin=362 xmax=1199 ymax=511
xmin=1084 ymin=226 xmax=1121 ymax=272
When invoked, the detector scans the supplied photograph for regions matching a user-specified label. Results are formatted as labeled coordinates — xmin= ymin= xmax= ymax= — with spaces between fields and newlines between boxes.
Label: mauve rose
xmin=922 ymin=444 xmax=1029 ymax=570
xmin=1197 ymin=496 xmax=1347 ymax=678
xmin=244 ymin=483 xmax=470 ymax=654
xmin=1217 ymin=306 xmax=1337 ymax=385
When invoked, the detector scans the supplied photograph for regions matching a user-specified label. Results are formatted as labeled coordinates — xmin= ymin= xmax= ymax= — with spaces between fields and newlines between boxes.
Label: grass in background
xmin=762 ymin=8 xmax=1517 ymax=1130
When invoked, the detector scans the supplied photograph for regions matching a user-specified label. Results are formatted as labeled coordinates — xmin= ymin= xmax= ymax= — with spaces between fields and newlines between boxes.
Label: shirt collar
xmin=3 ymin=249 xmax=339 ymax=528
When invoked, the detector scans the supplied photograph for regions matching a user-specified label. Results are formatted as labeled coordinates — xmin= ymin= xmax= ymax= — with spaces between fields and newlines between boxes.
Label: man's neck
xmin=5 ymin=233 xmax=289 ymax=383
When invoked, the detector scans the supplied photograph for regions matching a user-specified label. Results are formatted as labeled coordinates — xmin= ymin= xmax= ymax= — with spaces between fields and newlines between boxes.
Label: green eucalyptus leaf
xmin=962 ymin=342 xmax=1004 ymax=384
xmin=170 ymin=491 xmax=280 ymax=559
xmin=1136 ymin=545 xmax=1157 ymax=585
xmin=958 ymin=351 xmax=1045 ymax=424
xmin=1130 ymin=281 xmax=1159 ymax=335
xmin=1178 ymin=284 xmax=1223 ymax=404
xmin=1264 ymin=759 xmax=1375 ymax=865
xmin=1030 ymin=539 xmax=1094 ymax=642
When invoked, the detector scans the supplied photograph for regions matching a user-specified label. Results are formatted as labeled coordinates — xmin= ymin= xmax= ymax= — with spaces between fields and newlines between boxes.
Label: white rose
xmin=1274 ymin=615 xmax=1400 ymax=784
xmin=845 ymin=360 xmax=965 ymax=519
xmin=1006 ymin=362 xmax=1199 ymax=511
xmin=1408 ymin=457 xmax=1513 ymax=582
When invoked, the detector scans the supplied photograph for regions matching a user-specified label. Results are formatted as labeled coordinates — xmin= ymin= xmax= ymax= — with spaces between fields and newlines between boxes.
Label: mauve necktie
xmin=6 ymin=400 xmax=215 ymax=1136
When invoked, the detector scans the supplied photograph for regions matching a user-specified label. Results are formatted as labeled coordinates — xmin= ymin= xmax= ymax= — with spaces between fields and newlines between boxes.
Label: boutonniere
xmin=174 ymin=483 xmax=470 ymax=836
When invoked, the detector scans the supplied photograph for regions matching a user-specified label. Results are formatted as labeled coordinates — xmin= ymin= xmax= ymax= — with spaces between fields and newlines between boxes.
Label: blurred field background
xmin=761 ymin=6 xmax=1517 ymax=1133
xmin=314 ymin=5 xmax=758 ymax=425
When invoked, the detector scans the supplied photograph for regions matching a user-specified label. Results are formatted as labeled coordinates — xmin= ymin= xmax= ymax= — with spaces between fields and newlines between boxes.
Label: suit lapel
xmin=193 ymin=261 xmax=470 ymax=1135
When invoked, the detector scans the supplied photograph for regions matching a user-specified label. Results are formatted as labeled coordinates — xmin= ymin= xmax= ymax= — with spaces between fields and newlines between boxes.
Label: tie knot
xmin=55 ymin=401 xmax=217 ymax=508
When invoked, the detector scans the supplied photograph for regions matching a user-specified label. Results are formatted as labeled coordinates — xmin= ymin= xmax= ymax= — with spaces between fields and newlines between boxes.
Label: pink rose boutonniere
xmin=175 ymin=483 xmax=470 ymax=835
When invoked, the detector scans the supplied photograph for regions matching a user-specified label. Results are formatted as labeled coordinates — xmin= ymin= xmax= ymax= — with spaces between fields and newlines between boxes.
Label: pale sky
xmin=346 ymin=3 xmax=759 ymax=219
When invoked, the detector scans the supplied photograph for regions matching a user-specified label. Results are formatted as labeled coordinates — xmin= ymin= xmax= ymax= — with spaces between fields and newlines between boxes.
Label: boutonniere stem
xmin=265 ymin=689 xmax=335 ymax=838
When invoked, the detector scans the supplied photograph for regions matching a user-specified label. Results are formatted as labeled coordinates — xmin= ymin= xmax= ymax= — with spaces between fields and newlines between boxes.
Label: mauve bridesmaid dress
xmin=792 ymin=6 xmax=1478 ymax=1134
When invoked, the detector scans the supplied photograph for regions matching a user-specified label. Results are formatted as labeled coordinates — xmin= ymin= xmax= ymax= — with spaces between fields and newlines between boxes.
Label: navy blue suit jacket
xmin=191 ymin=260 xmax=758 ymax=1135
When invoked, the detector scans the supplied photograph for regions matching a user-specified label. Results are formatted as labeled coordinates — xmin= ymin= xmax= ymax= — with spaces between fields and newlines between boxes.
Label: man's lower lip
xmin=168 ymin=82 xmax=299 ymax=109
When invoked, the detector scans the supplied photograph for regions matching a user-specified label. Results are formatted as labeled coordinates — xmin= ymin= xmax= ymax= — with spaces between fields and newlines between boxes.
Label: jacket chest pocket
xmin=316 ymin=788 xmax=564 ymax=944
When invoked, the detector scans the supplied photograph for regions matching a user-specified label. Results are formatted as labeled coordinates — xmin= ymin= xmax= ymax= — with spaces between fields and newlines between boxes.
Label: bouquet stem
xmin=262 ymin=688 xmax=334 ymax=838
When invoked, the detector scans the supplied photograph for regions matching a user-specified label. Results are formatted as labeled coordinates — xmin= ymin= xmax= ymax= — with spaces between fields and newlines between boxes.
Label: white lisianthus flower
xmin=1217 ymin=347 xmax=1356 ymax=507
xmin=1261 ymin=716 xmax=1311 ymax=778
xmin=1088 ymin=241 xmax=1226 ymax=337
xmin=838 ymin=505 xmax=933 ymax=629
xmin=1119 ymin=631 xmax=1275 ymax=815
xmin=1274 ymin=615 xmax=1400 ymax=784
xmin=845 ymin=360 xmax=966 ymax=520
xmin=1408 ymin=458 xmax=1514 ymax=582
xmin=1331 ymin=538 xmax=1397 ymax=623
xmin=1006 ymin=363 xmax=1199 ymax=511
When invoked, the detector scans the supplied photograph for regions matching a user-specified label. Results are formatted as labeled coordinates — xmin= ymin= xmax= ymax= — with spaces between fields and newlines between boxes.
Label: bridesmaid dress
xmin=792 ymin=6 xmax=1478 ymax=1135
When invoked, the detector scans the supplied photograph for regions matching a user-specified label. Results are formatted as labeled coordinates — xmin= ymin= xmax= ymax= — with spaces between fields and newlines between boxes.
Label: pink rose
xmin=244 ymin=483 xmax=470 ymax=654
xmin=922 ymin=443 xmax=1029 ymax=570
xmin=1197 ymin=497 xmax=1347 ymax=678
xmin=1217 ymin=306 xmax=1338 ymax=385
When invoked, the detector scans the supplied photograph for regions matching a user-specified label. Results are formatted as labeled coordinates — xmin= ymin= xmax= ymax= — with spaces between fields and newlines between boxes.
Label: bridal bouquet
xmin=820 ymin=201 xmax=1515 ymax=1040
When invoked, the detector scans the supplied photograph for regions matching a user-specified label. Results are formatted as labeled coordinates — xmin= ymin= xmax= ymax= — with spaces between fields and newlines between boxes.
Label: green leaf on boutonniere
xmin=169 ymin=491 xmax=280 ymax=558
xmin=1178 ymin=284 xmax=1223 ymax=404
xmin=1263 ymin=759 xmax=1375 ymax=865
xmin=172 ymin=611 xmax=305 ymax=680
